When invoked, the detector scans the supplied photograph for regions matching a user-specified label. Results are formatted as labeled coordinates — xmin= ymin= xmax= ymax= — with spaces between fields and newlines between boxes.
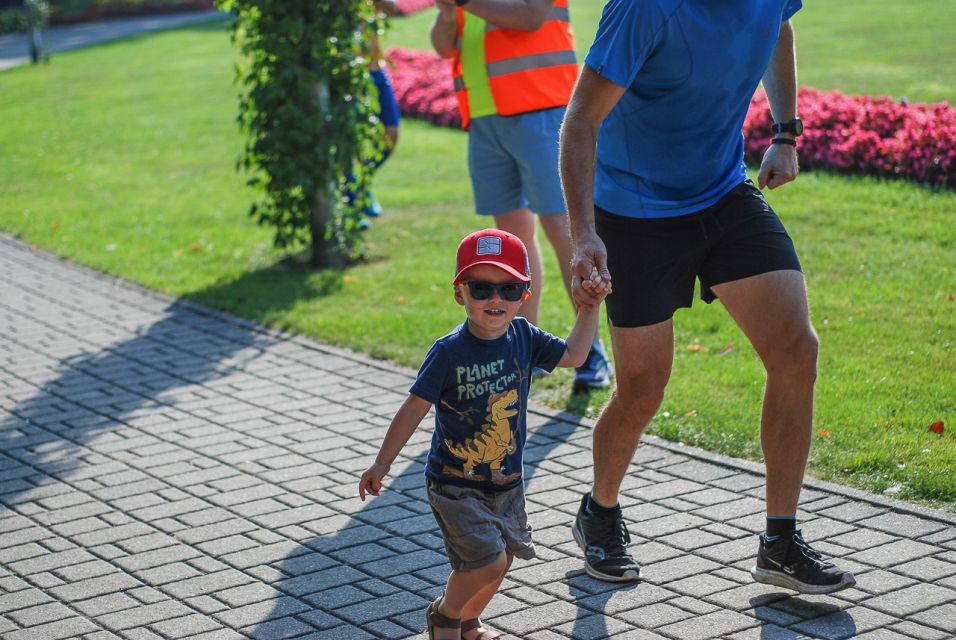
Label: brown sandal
xmin=426 ymin=596 xmax=460 ymax=640
xmin=461 ymin=618 xmax=502 ymax=640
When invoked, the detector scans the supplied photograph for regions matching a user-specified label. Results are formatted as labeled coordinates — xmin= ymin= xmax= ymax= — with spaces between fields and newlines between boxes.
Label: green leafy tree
xmin=217 ymin=0 xmax=384 ymax=266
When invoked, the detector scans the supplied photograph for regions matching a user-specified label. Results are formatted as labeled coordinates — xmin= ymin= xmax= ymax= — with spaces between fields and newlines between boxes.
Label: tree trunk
xmin=309 ymin=80 xmax=344 ymax=268
xmin=310 ymin=185 xmax=344 ymax=268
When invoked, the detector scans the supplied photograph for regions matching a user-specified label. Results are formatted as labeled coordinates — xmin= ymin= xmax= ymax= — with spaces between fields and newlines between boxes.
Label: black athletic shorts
xmin=596 ymin=180 xmax=802 ymax=328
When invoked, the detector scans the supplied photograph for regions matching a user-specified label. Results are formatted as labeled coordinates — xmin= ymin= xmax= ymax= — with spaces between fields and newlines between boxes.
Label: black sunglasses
xmin=463 ymin=280 xmax=528 ymax=302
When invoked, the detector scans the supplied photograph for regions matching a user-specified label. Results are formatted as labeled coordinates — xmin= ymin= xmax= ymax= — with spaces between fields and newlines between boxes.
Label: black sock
xmin=587 ymin=493 xmax=619 ymax=514
xmin=766 ymin=516 xmax=796 ymax=540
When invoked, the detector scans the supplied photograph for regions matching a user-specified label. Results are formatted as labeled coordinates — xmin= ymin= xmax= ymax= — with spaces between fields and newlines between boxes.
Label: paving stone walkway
xmin=2 ymin=236 xmax=956 ymax=640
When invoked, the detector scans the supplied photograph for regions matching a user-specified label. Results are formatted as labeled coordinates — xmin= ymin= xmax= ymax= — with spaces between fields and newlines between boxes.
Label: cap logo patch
xmin=476 ymin=236 xmax=502 ymax=256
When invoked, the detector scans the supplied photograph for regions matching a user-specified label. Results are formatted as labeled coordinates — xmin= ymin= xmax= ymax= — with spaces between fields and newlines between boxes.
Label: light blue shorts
xmin=468 ymin=107 xmax=567 ymax=216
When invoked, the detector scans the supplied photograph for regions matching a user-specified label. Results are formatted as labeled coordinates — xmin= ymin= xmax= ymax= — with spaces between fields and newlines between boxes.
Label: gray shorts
xmin=468 ymin=108 xmax=567 ymax=216
xmin=427 ymin=480 xmax=535 ymax=572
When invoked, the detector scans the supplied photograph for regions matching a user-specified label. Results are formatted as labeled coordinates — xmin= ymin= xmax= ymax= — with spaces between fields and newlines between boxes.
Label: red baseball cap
xmin=453 ymin=228 xmax=531 ymax=285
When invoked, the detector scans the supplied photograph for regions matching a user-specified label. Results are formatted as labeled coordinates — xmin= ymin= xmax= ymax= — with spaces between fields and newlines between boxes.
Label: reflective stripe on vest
xmin=487 ymin=50 xmax=578 ymax=78
xmin=453 ymin=0 xmax=577 ymax=130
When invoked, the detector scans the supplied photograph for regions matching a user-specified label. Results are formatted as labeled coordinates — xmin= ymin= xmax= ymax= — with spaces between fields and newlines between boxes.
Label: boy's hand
xmin=578 ymin=266 xmax=611 ymax=306
xmin=358 ymin=462 xmax=390 ymax=501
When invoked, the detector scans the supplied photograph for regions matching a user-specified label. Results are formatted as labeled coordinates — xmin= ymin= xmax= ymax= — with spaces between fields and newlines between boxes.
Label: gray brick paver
xmin=114 ymin=544 xmax=202 ymax=572
xmin=212 ymin=595 xmax=310 ymax=629
xmin=73 ymin=592 xmax=141 ymax=617
xmin=907 ymin=603 xmax=956 ymax=633
xmin=0 ymin=587 xmax=53 ymax=612
xmin=3 ymin=616 xmax=102 ymax=640
xmin=48 ymin=573 xmax=143 ymax=602
xmin=92 ymin=601 xmax=196 ymax=631
xmin=6 ymin=601 xmax=75 ymax=626
xmin=890 ymin=620 xmax=953 ymax=640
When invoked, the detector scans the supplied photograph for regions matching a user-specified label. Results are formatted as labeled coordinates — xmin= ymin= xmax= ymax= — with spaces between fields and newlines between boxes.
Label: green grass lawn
xmin=1 ymin=6 xmax=954 ymax=510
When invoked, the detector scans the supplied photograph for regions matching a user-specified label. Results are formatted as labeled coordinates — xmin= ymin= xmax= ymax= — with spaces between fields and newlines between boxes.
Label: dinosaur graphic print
xmin=411 ymin=319 xmax=567 ymax=491
xmin=442 ymin=388 xmax=522 ymax=484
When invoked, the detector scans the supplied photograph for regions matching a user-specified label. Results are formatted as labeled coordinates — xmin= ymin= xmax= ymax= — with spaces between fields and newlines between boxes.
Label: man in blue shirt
xmin=559 ymin=0 xmax=856 ymax=594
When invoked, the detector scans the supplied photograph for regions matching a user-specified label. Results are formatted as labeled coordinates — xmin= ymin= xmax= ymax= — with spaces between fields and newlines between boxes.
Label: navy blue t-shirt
xmin=410 ymin=318 xmax=567 ymax=492
xmin=585 ymin=0 xmax=802 ymax=218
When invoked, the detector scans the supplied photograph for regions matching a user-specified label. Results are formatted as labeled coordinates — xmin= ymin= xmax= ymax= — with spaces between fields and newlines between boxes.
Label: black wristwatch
xmin=455 ymin=0 xmax=470 ymax=5
xmin=772 ymin=117 xmax=803 ymax=136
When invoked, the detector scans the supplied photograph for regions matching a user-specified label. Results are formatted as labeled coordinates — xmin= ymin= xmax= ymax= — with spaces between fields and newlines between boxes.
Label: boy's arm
xmin=556 ymin=303 xmax=600 ymax=369
xmin=358 ymin=394 xmax=433 ymax=500
xmin=556 ymin=267 xmax=611 ymax=368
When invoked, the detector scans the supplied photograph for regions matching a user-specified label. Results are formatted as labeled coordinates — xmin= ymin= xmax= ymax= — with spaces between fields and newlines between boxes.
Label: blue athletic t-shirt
xmin=585 ymin=0 xmax=802 ymax=218
xmin=410 ymin=318 xmax=566 ymax=492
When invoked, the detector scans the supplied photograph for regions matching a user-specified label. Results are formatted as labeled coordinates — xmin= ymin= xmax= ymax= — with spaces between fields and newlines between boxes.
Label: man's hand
xmin=757 ymin=142 xmax=799 ymax=190
xmin=358 ymin=462 xmax=390 ymax=501
xmin=570 ymin=232 xmax=611 ymax=307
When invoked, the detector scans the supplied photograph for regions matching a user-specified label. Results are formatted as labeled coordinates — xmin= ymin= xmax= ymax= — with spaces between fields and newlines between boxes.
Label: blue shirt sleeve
xmin=409 ymin=340 xmax=448 ymax=405
xmin=529 ymin=323 xmax=567 ymax=373
xmin=584 ymin=0 xmax=667 ymax=89
xmin=783 ymin=1 xmax=802 ymax=21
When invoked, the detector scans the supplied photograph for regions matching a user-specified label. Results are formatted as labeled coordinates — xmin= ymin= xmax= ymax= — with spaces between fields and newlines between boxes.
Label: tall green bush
xmin=217 ymin=0 xmax=383 ymax=266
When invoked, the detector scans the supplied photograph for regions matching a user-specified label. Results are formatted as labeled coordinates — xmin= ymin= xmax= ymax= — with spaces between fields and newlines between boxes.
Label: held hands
xmin=578 ymin=266 xmax=612 ymax=309
xmin=758 ymin=141 xmax=799 ymax=190
xmin=358 ymin=462 xmax=390 ymax=501
xmin=571 ymin=233 xmax=612 ymax=309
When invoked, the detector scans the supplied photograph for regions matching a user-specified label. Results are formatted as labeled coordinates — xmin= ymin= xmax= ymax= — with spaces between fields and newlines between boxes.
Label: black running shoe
xmin=751 ymin=530 xmax=856 ymax=594
xmin=572 ymin=493 xmax=641 ymax=582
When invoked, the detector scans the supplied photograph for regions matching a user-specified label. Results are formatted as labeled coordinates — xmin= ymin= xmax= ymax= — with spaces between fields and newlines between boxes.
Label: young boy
xmin=358 ymin=228 xmax=610 ymax=640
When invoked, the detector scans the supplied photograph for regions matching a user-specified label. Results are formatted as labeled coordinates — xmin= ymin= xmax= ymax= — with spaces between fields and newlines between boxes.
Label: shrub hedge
xmin=387 ymin=47 xmax=956 ymax=189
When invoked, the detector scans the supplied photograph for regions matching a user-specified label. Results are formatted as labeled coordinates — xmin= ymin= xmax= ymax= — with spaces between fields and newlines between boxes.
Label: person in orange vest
xmin=430 ymin=0 xmax=613 ymax=393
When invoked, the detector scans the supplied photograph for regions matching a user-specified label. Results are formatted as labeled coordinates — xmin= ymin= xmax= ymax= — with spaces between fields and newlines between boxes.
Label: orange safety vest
xmin=453 ymin=0 xmax=577 ymax=130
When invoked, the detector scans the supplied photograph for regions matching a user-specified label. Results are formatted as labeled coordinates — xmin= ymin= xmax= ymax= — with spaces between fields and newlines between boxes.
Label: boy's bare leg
xmin=459 ymin=554 xmax=513 ymax=640
xmin=435 ymin=553 xmax=508 ymax=640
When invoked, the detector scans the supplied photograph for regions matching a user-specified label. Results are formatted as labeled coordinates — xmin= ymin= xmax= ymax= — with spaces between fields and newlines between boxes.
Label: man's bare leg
xmin=591 ymin=319 xmax=674 ymax=503
xmin=574 ymin=319 xmax=673 ymax=582
xmin=711 ymin=270 xmax=816 ymax=515
xmin=713 ymin=270 xmax=854 ymax=593
xmin=494 ymin=208 xmax=543 ymax=324
xmin=538 ymin=213 xmax=575 ymax=301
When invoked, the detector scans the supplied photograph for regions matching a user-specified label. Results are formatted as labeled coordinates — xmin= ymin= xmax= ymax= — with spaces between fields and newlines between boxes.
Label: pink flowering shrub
xmin=386 ymin=47 xmax=461 ymax=128
xmin=396 ymin=0 xmax=435 ymax=15
xmin=745 ymin=88 xmax=955 ymax=189
xmin=387 ymin=47 xmax=955 ymax=188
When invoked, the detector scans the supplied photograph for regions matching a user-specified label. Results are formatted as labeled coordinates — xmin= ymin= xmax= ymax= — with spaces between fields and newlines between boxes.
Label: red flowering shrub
xmin=387 ymin=47 xmax=956 ymax=188
xmin=396 ymin=0 xmax=435 ymax=15
xmin=745 ymin=88 xmax=955 ymax=189
xmin=386 ymin=47 xmax=461 ymax=128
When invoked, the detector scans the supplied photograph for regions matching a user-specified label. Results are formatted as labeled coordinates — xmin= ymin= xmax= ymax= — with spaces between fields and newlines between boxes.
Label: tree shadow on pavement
xmin=1 ymin=299 xmax=269 ymax=508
